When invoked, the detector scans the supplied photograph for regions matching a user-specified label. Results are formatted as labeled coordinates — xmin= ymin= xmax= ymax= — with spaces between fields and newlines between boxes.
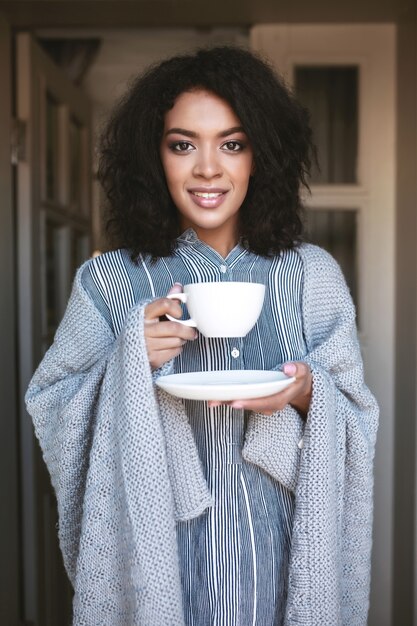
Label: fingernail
xmin=231 ymin=402 xmax=243 ymax=409
xmin=168 ymin=283 xmax=183 ymax=294
xmin=284 ymin=363 xmax=297 ymax=376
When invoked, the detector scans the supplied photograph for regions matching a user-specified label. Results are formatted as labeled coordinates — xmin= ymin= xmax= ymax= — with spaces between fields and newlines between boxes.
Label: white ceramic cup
xmin=165 ymin=281 xmax=265 ymax=338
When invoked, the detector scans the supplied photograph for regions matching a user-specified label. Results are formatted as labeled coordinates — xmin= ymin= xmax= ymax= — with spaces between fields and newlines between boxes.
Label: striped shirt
xmin=81 ymin=229 xmax=306 ymax=626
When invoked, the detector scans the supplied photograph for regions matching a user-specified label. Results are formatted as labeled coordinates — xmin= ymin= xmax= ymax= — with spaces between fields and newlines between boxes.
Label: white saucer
xmin=155 ymin=370 xmax=295 ymax=401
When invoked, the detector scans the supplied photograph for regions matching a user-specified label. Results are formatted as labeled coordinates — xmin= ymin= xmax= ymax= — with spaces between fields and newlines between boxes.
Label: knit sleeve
xmin=25 ymin=263 xmax=205 ymax=625
xmin=243 ymin=244 xmax=378 ymax=625
xmin=295 ymin=244 xmax=378 ymax=625
xmin=24 ymin=263 xmax=118 ymax=582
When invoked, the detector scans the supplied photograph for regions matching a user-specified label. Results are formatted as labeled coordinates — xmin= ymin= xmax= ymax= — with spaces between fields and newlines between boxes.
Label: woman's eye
xmin=170 ymin=141 xmax=194 ymax=153
xmin=222 ymin=140 xmax=244 ymax=152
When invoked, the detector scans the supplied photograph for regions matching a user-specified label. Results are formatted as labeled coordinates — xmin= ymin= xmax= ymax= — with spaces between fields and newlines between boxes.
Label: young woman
xmin=26 ymin=46 xmax=378 ymax=626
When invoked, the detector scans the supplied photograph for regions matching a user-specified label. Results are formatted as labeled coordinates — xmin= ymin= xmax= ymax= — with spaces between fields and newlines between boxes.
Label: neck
xmin=180 ymin=217 xmax=239 ymax=258
xmin=191 ymin=227 xmax=239 ymax=258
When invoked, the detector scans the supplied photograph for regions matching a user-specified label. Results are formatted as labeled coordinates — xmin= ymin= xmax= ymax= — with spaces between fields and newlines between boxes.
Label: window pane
xmin=305 ymin=208 xmax=358 ymax=308
xmin=295 ymin=66 xmax=358 ymax=184
xmin=46 ymin=94 xmax=60 ymax=200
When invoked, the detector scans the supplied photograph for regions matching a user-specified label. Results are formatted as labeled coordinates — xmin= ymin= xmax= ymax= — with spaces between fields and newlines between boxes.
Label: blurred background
xmin=0 ymin=1 xmax=415 ymax=624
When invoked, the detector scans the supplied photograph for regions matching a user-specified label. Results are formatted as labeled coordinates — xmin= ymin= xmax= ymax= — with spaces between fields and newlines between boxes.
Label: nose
xmin=192 ymin=147 xmax=222 ymax=179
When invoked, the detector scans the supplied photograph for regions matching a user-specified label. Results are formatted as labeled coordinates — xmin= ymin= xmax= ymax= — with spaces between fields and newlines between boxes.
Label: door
xmin=250 ymin=24 xmax=396 ymax=626
xmin=16 ymin=32 xmax=92 ymax=625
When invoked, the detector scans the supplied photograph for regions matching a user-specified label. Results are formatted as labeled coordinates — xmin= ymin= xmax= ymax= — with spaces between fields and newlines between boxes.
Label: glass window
xmin=295 ymin=66 xmax=358 ymax=184
xmin=305 ymin=208 xmax=358 ymax=308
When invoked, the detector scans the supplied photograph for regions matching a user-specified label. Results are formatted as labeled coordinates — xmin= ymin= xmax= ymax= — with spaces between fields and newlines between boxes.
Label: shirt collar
xmin=176 ymin=228 xmax=199 ymax=244
xmin=175 ymin=228 xmax=249 ymax=264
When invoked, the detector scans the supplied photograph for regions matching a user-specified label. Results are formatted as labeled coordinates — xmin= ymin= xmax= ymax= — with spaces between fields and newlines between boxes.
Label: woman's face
xmin=160 ymin=89 xmax=254 ymax=256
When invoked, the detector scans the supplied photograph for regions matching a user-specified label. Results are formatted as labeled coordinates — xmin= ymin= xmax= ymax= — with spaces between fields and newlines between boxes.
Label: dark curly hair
xmin=99 ymin=46 xmax=315 ymax=259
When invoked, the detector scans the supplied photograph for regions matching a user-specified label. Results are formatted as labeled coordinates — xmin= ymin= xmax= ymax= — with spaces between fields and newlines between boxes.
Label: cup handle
xmin=165 ymin=292 xmax=198 ymax=327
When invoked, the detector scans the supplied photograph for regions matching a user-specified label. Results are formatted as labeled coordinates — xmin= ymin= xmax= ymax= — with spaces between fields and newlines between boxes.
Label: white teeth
xmin=192 ymin=191 xmax=223 ymax=199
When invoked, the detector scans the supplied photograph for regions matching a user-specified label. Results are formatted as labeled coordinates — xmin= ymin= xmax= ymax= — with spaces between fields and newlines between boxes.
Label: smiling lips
xmin=188 ymin=188 xmax=228 ymax=209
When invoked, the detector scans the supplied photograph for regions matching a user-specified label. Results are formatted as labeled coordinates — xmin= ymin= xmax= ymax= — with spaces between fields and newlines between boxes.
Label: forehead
xmin=163 ymin=89 xmax=242 ymax=131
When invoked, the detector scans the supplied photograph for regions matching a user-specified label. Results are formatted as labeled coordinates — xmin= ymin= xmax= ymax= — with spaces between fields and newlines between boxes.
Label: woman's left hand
xmin=207 ymin=361 xmax=312 ymax=419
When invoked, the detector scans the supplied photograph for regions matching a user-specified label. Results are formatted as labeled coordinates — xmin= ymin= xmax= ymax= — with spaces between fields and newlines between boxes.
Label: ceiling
xmin=0 ymin=0 xmax=414 ymax=29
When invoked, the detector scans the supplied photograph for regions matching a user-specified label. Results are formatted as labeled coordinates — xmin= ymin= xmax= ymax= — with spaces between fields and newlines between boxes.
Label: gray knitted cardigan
xmin=26 ymin=243 xmax=378 ymax=626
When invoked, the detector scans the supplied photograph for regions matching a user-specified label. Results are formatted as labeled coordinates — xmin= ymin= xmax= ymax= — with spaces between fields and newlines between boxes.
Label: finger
xmin=283 ymin=362 xmax=297 ymax=377
xmin=147 ymin=336 xmax=187 ymax=350
xmin=229 ymin=396 xmax=286 ymax=413
xmin=167 ymin=282 xmax=183 ymax=295
xmin=228 ymin=376 xmax=307 ymax=413
xmin=149 ymin=347 xmax=183 ymax=369
xmin=283 ymin=362 xmax=312 ymax=400
xmin=283 ymin=361 xmax=310 ymax=378
xmin=228 ymin=382 xmax=299 ymax=411
xmin=207 ymin=400 xmax=274 ymax=415
xmin=146 ymin=320 xmax=197 ymax=341
xmin=207 ymin=396 xmax=281 ymax=411
xmin=207 ymin=380 xmax=299 ymax=411
xmin=144 ymin=297 xmax=183 ymax=321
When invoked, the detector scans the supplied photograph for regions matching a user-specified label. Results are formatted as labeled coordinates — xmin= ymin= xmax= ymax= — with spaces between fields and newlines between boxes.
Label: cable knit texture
xmin=25 ymin=243 xmax=378 ymax=626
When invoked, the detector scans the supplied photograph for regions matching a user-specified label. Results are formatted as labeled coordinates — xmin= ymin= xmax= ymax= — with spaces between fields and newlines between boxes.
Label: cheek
xmin=162 ymin=155 xmax=187 ymax=187
xmin=235 ymin=159 xmax=253 ymax=191
xmin=160 ymin=153 xmax=173 ymax=183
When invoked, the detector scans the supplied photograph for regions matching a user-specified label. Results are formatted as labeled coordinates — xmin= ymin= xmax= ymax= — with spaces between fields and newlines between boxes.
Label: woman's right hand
xmin=144 ymin=284 xmax=198 ymax=369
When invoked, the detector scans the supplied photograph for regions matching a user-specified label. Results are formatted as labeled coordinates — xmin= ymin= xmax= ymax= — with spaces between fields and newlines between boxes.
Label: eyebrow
xmin=165 ymin=126 xmax=245 ymax=138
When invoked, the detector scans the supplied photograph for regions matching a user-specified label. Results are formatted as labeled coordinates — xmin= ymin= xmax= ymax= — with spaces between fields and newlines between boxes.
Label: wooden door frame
xmin=0 ymin=11 xmax=20 ymax=626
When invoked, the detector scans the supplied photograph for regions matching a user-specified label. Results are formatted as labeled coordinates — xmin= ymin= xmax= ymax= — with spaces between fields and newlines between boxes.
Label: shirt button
xmin=231 ymin=348 xmax=240 ymax=358
xmin=220 ymin=264 xmax=227 ymax=273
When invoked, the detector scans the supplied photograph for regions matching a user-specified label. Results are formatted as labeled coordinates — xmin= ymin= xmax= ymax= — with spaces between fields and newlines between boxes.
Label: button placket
xmin=229 ymin=337 xmax=244 ymax=370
